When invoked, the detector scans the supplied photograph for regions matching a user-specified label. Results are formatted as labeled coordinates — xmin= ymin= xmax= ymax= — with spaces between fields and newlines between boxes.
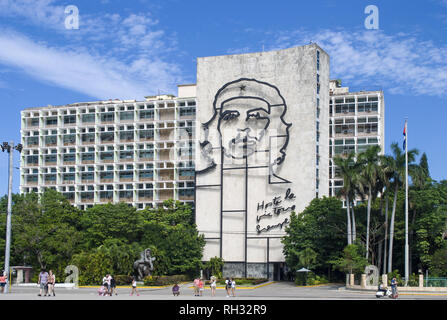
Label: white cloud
xmin=0 ymin=30 xmax=182 ymax=100
xmin=264 ymin=29 xmax=447 ymax=97
xmin=0 ymin=1 xmax=185 ymax=100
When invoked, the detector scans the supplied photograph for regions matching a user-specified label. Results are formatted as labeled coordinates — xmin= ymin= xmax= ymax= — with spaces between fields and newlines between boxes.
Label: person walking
xmin=193 ymin=277 xmax=200 ymax=296
xmin=230 ymin=277 xmax=236 ymax=297
xmin=38 ymin=269 xmax=49 ymax=297
xmin=225 ymin=277 xmax=232 ymax=297
xmin=0 ymin=272 xmax=7 ymax=293
xmin=210 ymin=276 xmax=217 ymax=297
xmin=130 ymin=277 xmax=139 ymax=296
xmin=102 ymin=274 xmax=112 ymax=296
xmin=47 ymin=270 xmax=56 ymax=297
xmin=110 ymin=275 xmax=117 ymax=296
xmin=390 ymin=277 xmax=398 ymax=298
xmin=198 ymin=278 xmax=204 ymax=296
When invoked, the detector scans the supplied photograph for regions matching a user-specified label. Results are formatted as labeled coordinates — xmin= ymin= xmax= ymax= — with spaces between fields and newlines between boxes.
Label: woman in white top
xmin=130 ymin=277 xmax=140 ymax=296
xmin=230 ymin=278 xmax=236 ymax=297
xmin=210 ymin=276 xmax=217 ymax=297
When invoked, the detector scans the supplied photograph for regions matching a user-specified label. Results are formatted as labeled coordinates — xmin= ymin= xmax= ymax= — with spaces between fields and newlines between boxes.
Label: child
xmin=198 ymin=278 xmax=204 ymax=296
xmin=98 ymin=285 xmax=106 ymax=296
xmin=130 ymin=277 xmax=140 ymax=296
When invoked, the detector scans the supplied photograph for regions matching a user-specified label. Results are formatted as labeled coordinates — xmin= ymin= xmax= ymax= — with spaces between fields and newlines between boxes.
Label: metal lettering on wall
xmin=256 ymin=188 xmax=296 ymax=234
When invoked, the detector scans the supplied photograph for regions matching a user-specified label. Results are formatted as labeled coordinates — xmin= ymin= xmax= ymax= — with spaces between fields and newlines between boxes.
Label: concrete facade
xmin=195 ymin=44 xmax=330 ymax=279
xmin=20 ymin=92 xmax=196 ymax=210
xmin=328 ymin=80 xmax=385 ymax=201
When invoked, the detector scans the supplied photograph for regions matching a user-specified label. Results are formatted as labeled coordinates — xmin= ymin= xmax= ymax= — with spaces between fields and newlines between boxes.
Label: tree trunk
xmin=388 ymin=184 xmax=398 ymax=273
xmin=383 ymin=195 xmax=389 ymax=274
xmin=346 ymin=195 xmax=352 ymax=245
xmin=351 ymin=205 xmax=356 ymax=242
xmin=366 ymin=189 xmax=372 ymax=260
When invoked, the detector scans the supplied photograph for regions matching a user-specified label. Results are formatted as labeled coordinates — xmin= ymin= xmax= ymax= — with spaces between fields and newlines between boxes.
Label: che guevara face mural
xmin=197 ymin=78 xmax=292 ymax=184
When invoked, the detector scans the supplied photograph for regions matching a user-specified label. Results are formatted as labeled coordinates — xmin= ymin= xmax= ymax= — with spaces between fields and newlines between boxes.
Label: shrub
xmin=143 ymin=274 xmax=189 ymax=286
xmin=114 ymin=275 xmax=133 ymax=285
xmin=294 ymin=272 xmax=329 ymax=286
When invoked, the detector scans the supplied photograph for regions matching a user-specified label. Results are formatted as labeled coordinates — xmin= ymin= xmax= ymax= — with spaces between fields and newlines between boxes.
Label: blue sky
xmin=0 ymin=0 xmax=446 ymax=195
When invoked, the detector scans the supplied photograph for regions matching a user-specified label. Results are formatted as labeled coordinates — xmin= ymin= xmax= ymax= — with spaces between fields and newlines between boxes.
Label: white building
xmin=20 ymin=85 xmax=197 ymax=210
xmin=19 ymin=45 xmax=385 ymax=280
xmin=194 ymin=44 xmax=330 ymax=279
xmin=328 ymin=80 xmax=385 ymax=202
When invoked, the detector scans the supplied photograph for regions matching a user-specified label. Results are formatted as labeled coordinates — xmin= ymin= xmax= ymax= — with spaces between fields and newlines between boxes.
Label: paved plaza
xmin=1 ymin=282 xmax=447 ymax=300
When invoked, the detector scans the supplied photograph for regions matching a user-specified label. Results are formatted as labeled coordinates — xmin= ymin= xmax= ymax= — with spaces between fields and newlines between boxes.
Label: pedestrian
xmin=130 ymin=277 xmax=139 ymax=296
xmin=230 ymin=277 xmax=236 ymax=297
xmin=0 ymin=272 xmax=6 ymax=293
xmin=390 ymin=277 xmax=398 ymax=298
xmin=225 ymin=277 xmax=232 ymax=297
xmin=210 ymin=276 xmax=217 ymax=297
xmin=47 ymin=270 xmax=56 ymax=297
xmin=193 ymin=277 xmax=200 ymax=296
xmin=102 ymin=274 xmax=112 ymax=296
xmin=38 ymin=269 xmax=49 ymax=297
xmin=172 ymin=283 xmax=180 ymax=296
xmin=110 ymin=275 xmax=117 ymax=296
xmin=198 ymin=278 xmax=204 ymax=296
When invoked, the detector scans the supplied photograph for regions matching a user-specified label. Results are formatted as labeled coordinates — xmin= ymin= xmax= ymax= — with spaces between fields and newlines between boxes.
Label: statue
xmin=133 ymin=248 xmax=156 ymax=280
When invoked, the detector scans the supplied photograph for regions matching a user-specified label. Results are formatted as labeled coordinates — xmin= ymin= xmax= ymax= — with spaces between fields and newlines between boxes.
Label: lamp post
xmin=2 ymin=141 xmax=22 ymax=293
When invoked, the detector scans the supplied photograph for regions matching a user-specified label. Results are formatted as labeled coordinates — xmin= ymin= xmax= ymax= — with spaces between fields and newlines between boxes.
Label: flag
xmin=403 ymin=121 xmax=407 ymax=150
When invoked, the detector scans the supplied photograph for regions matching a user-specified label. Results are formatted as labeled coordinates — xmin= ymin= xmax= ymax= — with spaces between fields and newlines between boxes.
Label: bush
xmin=114 ymin=275 xmax=133 ymax=285
xmin=143 ymin=275 xmax=189 ymax=286
xmin=294 ymin=272 xmax=329 ymax=286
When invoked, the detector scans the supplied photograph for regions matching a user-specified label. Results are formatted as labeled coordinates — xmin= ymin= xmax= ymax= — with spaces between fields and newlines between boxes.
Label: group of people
xmin=186 ymin=276 xmax=236 ymax=297
xmin=99 ymin=274 xmax=117 ymax=296
xmin=37 ymin=269 xmax=56 ymax=297
xmin=99 ymin=275 xmax=140 ymax=296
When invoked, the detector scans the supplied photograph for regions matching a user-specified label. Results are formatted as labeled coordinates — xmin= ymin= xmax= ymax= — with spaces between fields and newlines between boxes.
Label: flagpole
xmin=404 ymin=119 xmax=409 ymax=286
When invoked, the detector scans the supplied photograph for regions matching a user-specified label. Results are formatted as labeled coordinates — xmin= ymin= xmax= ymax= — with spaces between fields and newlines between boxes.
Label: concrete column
xmin=16 ymin=269 xmax=23 ymax=284
xmin=350 ymin=273 xmax=355 ymax=286
xmin=361 ymin=274 xmax=366 ymax=288
xmin=419 ymin=274 xmax=424 ymax=288
xmin=382 ymin=274 xmax=388 ymax=287
xmin=25 ymin=270 xmax=31 ymax=283
xmin=346 ymin=274 xmax=350 ymax=287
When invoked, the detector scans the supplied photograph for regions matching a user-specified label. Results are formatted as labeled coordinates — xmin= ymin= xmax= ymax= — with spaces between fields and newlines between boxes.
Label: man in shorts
xmin=38 ymin=269 xmax=49 ymax=296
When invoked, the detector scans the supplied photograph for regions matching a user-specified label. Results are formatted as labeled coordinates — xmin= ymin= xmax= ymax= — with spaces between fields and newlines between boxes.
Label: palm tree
xmin=383 ymin=143 xmax=419 ymax=273
xmin=333 ymin=153 xmax=357 ymax=245
xmin=357 ymin=145 xmax=383 ymax=260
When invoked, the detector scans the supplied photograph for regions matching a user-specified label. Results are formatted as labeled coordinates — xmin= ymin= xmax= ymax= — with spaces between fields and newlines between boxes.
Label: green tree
xmin=333 ymin=153 xmax=358 ymax=245
xmin=141 ymin=200 xmax=205 ymax=277
xmin=205 ymin=257 xmax=225 ymax=279
xmin=357 ymin=145 xmax=383 ymax=260
xmin=282 ymin=197 xmax=346 ymax=281
xmin=11 ymin=190 xmax=82 ymax=279
xmin=382 ymin=142 xmax=418 ymax=273
xmin=330 ymin=244 xmax=368 ymax=275
xmin=79 ymin=202 xmax=145 ymax=249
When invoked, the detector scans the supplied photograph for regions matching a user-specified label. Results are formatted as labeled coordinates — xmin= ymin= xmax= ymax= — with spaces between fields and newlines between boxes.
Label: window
xmin=45 ymin=117 xmax=57 ymax=126
xmin=82 ymin=114 xmax=95 ymax=123
xmin=139 ymin=110 xmax=154 ymax=119
xmin=63 ymin=115 xmax=76 ymax=124
xmin=120 ymin=111 xmax=134 ymax=121
xmin=100 ymin=113 xmax=115 ymax=122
